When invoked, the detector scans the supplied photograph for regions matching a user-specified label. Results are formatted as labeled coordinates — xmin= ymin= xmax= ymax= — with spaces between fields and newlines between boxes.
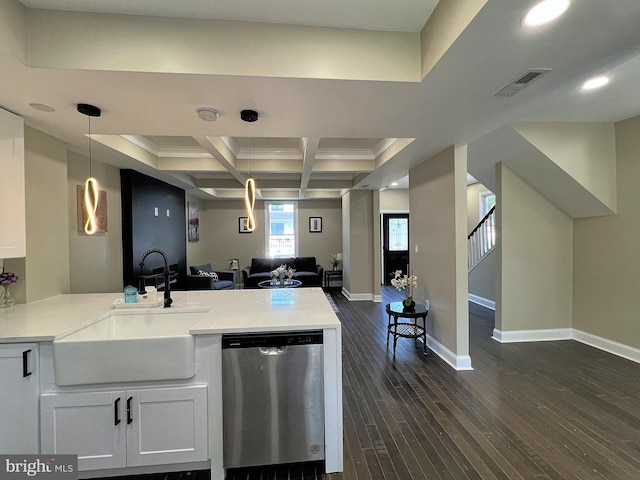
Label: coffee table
xmin=386 ymin=302 xmax=429 ymax=355
xmin=258 ymin=279 xmax=302 ymax=288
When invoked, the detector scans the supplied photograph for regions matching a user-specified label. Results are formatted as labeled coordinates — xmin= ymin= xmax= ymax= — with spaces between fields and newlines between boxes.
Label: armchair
xmin=187 ymin=263 xmax=235 ymax=290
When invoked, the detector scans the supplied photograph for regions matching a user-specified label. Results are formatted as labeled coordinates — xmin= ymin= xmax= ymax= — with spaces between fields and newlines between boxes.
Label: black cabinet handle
xmin=126 ymin=396 xmax=133 ymax=424
xmin=22 ymin=349 xmax=32 ymax=377
xmin=114 ymin=397 xmax=121 ymax=426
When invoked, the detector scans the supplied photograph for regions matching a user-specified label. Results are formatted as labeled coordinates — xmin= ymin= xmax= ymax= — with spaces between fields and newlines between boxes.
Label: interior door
xmin=382 ymin=213 xmax=409 ymax=285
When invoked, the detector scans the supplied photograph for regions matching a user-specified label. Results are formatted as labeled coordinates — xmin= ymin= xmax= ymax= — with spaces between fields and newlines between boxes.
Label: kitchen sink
xmin=53 ymin=311 xmax=206 ymax=386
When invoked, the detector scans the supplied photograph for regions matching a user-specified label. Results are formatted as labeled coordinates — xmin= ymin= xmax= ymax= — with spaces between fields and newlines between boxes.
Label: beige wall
xmin=190 ymin=199 xmax=342 ymax=272
xmin=380 ymin=188 xmax=409 ymax=211
xmin=7 ymin=127 xmax=71 ymax=303
xmin=341 ymin=190 xmax=376 ymax=297
xmin=468 ymin=249 xmax=496 ymax=302
xmin=513 ymin=122 xmax=617 ymax=213
xmin=0 ymin=0 xmax=26 ymax=62
xmin=299 ymin=200 xmax=343 ymax=270
xmin=409 ymin=145 xmax=468 ymax=356
xmin=341 ymin=192 xmax=351 ymax=293
xmin=28 ymin=9 xmax=419 ymax=82
xmin=67 ymin=150 xmax=123 ymax=293
xmin=495 ymin=163 xmax=572 ymax=332
xmin=195 ymin=200 xmax=266 ymax=271
xmin=573 ymin=115 xmax=640 ymax=348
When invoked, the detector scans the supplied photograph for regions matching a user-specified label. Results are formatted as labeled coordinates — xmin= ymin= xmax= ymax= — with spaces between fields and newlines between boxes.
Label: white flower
xmin=271 ymin=264 xmax=289 ymax=278
xmin=390 ymin=270 xmax=417 ymax=296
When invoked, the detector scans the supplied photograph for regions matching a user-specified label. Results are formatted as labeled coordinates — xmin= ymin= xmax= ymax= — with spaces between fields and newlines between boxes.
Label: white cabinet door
xmin=0 ymin=344 xmax=38 ymax=453
xmin=40 ymin=391 xmax=127 ymax=471
xmin=0 ymin=108 xmax=26 ymax=258
xmin=127 ymin=385 xmax=208 ymax=467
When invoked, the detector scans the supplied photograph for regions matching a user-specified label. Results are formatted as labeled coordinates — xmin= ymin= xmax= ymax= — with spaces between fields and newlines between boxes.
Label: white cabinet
xmin=0 ymin=108 xmax=26 ymax=259
xmin=0 ymin=343 xmax=39 ymax=453
xmin=41 ymin=385 xmax=208 ymax=471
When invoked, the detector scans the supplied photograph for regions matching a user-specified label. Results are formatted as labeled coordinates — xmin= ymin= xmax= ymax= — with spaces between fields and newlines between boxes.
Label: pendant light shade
xmin=77 ymin=103 xmax=101 ymax=235
xmin=241 ymin=109 xmax=258 ymax=232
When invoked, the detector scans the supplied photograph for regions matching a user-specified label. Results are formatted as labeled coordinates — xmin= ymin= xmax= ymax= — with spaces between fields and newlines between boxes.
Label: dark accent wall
xmin=121 ymin=170 xmax=187 ymax=290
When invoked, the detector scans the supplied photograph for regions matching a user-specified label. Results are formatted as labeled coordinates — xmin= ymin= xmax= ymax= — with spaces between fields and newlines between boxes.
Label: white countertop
xmin=0 ymin=287 xmax=340 ymax=343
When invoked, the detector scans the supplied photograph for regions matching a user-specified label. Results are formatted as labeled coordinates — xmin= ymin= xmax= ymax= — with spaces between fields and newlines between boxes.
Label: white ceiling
xmin=3 ymin=0 xmax=640 ymax=201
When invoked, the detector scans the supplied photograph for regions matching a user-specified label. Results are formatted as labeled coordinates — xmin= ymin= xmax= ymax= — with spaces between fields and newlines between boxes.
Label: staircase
xmin=468 ymin=205 xmax=495 ymax=271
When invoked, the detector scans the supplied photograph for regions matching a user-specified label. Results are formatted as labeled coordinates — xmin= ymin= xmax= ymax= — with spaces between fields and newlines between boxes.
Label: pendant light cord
xmin=88 ymin=115 xmax=93 ymax=178
xmin=248 ymin=121 xmax=252 ymax=178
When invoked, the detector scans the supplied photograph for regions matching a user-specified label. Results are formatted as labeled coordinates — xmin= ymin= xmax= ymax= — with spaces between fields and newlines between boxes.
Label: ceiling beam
xmin=300 ymin=137 xmax=320 ymax=198
xmin=193 ymin=135 xmax=246 ymax=186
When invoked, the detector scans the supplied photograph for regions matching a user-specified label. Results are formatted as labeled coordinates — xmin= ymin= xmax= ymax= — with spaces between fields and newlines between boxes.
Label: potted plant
xmin=391 ymin=270 xmax=418 ymax=312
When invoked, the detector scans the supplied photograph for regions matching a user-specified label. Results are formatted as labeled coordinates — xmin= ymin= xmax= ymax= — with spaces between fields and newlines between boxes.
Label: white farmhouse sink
xmin=53 ymin=311 xmax=205 ymax=386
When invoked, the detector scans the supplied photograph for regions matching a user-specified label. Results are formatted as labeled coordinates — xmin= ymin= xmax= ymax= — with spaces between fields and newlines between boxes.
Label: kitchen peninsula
xmin=0 ymin=288 xmax=343 ymax=479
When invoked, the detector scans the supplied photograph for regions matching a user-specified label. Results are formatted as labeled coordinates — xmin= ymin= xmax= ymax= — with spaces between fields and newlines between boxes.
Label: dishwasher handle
xmin=259 ymin=346 xmax=287 ymax=355
xmin=222 ymin=331 xmax=323 ymax=349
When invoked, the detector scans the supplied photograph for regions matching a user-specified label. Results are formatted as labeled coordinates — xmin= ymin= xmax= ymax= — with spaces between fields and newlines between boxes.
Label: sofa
xmin=188 ymin=263 xmax=235 ymax=290
xmin=242 ymin=257 xmax=324 ymax=288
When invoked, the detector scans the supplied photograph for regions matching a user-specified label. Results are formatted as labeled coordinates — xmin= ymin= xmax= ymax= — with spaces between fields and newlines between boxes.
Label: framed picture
xmin=187 ymin=202 xmax=199 ymax=242
xmin=309 ymin=216 xmax=322 ymax=233
xmin=239 ymin=217 xmax=252 ymax=233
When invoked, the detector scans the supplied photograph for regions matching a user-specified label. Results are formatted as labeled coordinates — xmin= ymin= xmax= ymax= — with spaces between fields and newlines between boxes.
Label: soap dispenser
xmin=123 ymin=285 xmax=138 ymax=303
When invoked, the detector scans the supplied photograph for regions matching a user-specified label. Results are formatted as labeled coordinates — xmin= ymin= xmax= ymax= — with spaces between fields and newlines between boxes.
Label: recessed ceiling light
xmin=391 ymin=182 xmax=398 ymax=186
xmin=29 ymin=103 xmax=55 ymax=112
xmin=196 ymin=107 xmax=219 ymax=121
xmin=522 ymin=0 xmax=570 ymax=28
xmin=581 ymin=75 xmax=610 ymax=91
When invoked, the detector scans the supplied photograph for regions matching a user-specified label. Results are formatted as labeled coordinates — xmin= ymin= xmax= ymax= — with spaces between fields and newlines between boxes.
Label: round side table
xmin=385 ymin=302 xmax=429 ymax=355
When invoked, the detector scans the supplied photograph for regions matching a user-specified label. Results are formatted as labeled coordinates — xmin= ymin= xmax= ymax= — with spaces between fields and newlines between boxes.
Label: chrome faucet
xmin=138 ymin=248 xmax=173 ymax=308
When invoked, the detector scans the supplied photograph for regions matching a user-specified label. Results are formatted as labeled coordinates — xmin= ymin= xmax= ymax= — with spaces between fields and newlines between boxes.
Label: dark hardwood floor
xmin=102 ymin=287 xmax=640 ymax=480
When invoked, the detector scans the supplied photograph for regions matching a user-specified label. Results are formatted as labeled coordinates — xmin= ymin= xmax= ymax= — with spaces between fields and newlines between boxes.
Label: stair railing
xmin=468 ymin=205 xmax=496 ymax=271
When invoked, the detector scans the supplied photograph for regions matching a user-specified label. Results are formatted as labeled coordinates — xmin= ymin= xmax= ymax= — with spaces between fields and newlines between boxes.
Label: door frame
xmin=380 ymin=210 xmax=410 ymax=285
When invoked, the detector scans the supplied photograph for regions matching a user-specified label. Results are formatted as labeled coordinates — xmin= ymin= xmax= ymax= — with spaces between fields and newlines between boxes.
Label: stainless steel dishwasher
xmin=222 ymin=331 xmax=324 ymax=469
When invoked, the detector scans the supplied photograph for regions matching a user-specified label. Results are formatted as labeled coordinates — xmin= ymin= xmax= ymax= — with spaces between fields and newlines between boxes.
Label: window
xmin=388 ymin=218 xmax=408 ymax=251
xmin=480 ymin=191 xmax=496 ymax=218
xmin=265 ymin=202 xmax=298 ymax=257
xmin=478 ymin=191 xmax=496 ymax=249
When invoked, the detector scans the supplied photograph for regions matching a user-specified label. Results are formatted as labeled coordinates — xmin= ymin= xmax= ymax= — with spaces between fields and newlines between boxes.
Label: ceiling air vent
xmin=493 ymin=68 xmax=552 ymax=97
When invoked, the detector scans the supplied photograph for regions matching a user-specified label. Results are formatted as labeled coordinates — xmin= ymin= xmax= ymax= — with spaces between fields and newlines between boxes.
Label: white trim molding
xmin=468 ymin=294 xmax=495 ymax=310
xmin=492 ymin=328 xmax=572 ymax=343
xmin=426 ymin=334 xmax=473 ymax=371
xmin=492 ymin=327 xmax=640 ymax=365
xmin=341 ymin=289 xmax=374 ymax=302
xmin=573 ymin=329 xmax=640 ymax=364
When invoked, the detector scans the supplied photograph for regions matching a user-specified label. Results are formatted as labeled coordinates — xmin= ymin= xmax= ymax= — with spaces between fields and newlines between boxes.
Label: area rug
xmin=325 ymin=293 xmax=339 ymax=313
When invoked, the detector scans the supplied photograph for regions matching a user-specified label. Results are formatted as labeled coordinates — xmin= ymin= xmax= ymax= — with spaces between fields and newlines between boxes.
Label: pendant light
xmin=241 ymin=109 xmax=258 ymax=232
xmin=77 ymin=103 xmax=102 ymax=235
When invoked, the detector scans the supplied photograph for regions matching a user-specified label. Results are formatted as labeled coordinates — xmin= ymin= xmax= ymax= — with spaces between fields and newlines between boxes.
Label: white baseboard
xmin=492 ymin=328 xmax=572 ymax=343
xmin=468 ymin=294 xmax=495 ymax=310
xmin=573 ymin=329 xmax=640 ymax=364
xmin=372 ymin=294 xmax=382 ymax=303
xmin=426 ymin=334 xmax=473 ymax=371
xmin=492 ymin=327 xmax=640 ymax=365
xmin=341 ymin=288 xmax=374 ymax=301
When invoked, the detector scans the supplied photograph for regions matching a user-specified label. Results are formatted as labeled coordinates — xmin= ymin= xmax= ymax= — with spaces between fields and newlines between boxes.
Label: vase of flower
xmin=0 ymin=269 xmax=19 ymax=308
xmin=391 ymin=269 xmax=418 ymax=313
xmin=402 ymin=296 xmax=415 ymax=312
xmin=0 ymin=285 xmax=14 ymax=308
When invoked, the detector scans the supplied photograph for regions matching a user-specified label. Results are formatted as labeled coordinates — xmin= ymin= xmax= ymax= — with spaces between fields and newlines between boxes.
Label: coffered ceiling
xmin=2 ymin=0 xmax=640 ymax=201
